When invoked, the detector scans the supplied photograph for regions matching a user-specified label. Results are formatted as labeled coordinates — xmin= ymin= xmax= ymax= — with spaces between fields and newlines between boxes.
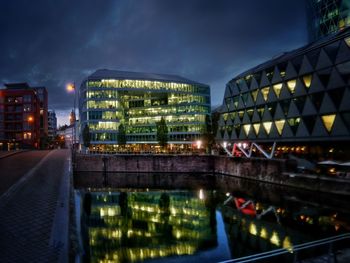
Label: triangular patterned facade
xmin=216 ymin=28 xmax=350 ymax=145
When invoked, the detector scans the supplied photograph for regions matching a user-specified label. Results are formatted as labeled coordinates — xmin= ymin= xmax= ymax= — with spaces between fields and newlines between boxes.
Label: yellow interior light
xmin=273 ymin=83 xmax=283 ymax=97
xmin=321 ymin=114 xmax=336 ymax=133
xmin=287 ymin=79 xmax=296 ymax=94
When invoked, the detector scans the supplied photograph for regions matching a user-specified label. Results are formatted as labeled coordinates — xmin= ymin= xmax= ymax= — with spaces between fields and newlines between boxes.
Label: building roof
xmin=233 ymin=27 xmax=350 ymax=81
xmin=87 ymin=69 xmax=208 ymax=86
xmin=3 ymin=83 xmax=30 ymax=89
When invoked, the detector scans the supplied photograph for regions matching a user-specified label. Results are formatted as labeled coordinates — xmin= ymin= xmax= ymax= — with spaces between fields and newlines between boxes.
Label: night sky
xmin=0 ymin=0 xmax=307 ymax=125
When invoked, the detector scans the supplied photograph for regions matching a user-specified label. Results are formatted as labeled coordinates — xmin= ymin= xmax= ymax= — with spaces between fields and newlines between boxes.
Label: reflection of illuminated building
xmin=82 ymin=191 xmax=216 ymax=263
xmin=222 ymin=205 xmax=307 ymax=258
xmin=222 ymin=195 xmax=350 ymax=258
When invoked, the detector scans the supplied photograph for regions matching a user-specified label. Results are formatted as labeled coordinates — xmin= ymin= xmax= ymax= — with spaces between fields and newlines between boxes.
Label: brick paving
xmin=0 ymin=150 xmax=50 ymax=195
xmin=0 ymin=149 xmax=70 ymax=263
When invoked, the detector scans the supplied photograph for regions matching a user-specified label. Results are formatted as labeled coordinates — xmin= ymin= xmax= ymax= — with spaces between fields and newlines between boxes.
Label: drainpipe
xmin=102 ymin=156 xmax=108 ymax=187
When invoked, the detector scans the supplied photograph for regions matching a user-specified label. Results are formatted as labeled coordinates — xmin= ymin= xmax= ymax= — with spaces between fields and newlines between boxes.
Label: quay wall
xmin=73 ymin=154 xmax=350 ymax=195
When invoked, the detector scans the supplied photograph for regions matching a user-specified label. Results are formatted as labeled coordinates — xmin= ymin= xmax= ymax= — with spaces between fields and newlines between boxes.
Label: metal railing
xmin=218 ymin=233 xmax=350 ymax=263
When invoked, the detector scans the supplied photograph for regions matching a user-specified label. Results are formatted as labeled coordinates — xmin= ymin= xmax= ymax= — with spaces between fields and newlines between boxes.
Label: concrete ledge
xmin=73 ymin=154 xmax=350 ymax=196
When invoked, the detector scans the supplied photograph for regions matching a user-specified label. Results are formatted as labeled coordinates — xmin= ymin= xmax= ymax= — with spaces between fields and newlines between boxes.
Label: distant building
xmin=35 ymin=86 xmax=48 ymax=138
xmin=48 ymin=110 xmax=57 ymax=138
xmin=57 ymin=121 xmax=79 ymax=148
xmin=69 ymin=109 xmax=76 ymax=126
xmin=307 ymin=0 xmax=350 ymax=42
xmin=0 ymin=83 xmax=48 ymax=150
xmin=217 ymin=28 xmax=350 ymax=158
xmin=79 ymin=69 xmax=211 ymax=151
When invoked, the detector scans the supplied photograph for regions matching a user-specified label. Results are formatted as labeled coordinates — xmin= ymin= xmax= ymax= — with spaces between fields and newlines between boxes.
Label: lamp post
xmin=66 ymin=83 xmax=76 ymax=148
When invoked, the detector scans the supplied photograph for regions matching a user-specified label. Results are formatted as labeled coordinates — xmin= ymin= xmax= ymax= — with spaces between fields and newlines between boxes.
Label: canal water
xmin=75 ymin=173 xmax=350 ymax=263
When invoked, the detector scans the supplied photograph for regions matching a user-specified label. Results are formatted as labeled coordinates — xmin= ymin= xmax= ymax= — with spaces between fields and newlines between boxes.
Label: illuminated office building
xmin=217 ymin=28 xmax=350 ymax=156
xmin=79 ymin=69 xmax=210 ymax=150
xmin=307 ymin=0 xmax=350 ymax=42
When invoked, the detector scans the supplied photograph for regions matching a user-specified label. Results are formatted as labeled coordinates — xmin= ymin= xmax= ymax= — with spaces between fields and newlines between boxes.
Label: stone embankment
xmin=73 ymin=154 xmax=350 ymax=195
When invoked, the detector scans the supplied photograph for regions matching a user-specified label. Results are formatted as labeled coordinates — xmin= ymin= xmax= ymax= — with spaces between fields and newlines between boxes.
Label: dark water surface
xmin=75 ymin=173 xmax=350 ymax=263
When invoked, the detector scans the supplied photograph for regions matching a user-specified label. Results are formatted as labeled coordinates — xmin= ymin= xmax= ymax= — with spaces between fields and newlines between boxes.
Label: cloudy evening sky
xmin=0 ymin=0 xmax=307 ymax=126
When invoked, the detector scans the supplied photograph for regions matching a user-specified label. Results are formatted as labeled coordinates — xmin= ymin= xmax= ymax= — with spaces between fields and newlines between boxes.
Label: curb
xmin=0 ymin=150 xmax=27 ymax=160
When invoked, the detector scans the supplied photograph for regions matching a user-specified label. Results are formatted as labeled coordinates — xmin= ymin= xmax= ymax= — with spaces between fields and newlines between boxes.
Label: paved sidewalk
xmin=0 ymin=149 xmax=70 ymax=263
xmin=0 ymin=150 xmax=26 ymax=159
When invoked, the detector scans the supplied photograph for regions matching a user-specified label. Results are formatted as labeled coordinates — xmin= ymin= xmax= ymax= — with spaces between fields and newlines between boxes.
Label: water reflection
xmin=222 ymin=194 xmax=350 ymax=259
xmin=78 ymin=186 xmax=350 ymax=262
xmin=80 ymin=190 xmax=218 ymax=263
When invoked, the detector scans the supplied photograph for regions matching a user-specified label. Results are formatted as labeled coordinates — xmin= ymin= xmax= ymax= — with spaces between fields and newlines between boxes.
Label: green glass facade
xmin=79 ymin=70 xmax=210 ymax=148
xmin=307 ymin=0 xmax=350 ymax=42
xmin=81 ymin=191 xmax=216 ymax=262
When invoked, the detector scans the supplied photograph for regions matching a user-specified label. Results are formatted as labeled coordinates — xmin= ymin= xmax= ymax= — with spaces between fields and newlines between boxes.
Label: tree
xmin=156 ymin=117 xmax=168 ymax=147
xmin=117 ymin=123 xmax=127 ymax=146
xmin=40 ymin=133 xmax=51 ymax=150
xmin=82 ymin=124 xmax=91 ymax=148
xmin=202 ymin=114 xmax=214 ymax=153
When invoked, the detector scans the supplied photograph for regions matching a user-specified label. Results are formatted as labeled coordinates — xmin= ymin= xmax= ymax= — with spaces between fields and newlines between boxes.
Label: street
xmin=0 ymin=149 xmax=70 ymax=262
xmin=0 ymin=150 xmax=51 ymax=195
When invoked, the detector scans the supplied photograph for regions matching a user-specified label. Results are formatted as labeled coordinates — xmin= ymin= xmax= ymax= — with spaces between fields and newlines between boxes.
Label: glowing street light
xmin=196 ymin=140 xmax=202 ymax=149
xmin=66 ymin=83 xmax=75 ymax=92
xmin=28 ymin=116 xmax=34 ymax=122
xmin=66 ymin=82 xmax=76 ymax=148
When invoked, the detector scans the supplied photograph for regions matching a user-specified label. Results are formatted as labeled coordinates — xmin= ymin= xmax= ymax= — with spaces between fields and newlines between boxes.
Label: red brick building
xmin=0 ymin=83 xmax=48 ymax=150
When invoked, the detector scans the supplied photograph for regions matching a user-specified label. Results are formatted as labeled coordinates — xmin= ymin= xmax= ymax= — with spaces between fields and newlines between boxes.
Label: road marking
xmin=0 ymin=150 xmax=57 ymax=206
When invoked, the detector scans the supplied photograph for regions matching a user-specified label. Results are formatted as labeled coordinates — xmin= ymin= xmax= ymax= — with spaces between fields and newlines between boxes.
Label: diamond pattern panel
xmin=216 ymin=31 xmax=350 ymax=141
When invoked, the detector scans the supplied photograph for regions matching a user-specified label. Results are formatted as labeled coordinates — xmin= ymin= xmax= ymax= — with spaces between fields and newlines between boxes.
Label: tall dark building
xmin=34 ymin=86 xmax=48 ymax=138
xmin=307 ymin=0 xmax=350 ymax=42
xmin=48 ymin=110 xmax=57 ymax=138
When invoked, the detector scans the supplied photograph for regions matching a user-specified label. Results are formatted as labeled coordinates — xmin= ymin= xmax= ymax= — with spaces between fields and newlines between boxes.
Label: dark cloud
xmin=0 ymin=0 xmax=307 ymax=124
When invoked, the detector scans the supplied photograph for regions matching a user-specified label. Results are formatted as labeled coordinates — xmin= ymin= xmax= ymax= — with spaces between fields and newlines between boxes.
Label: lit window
xmin=287 ymin=79 xmax=296 ymax=94
xmin=233 ymin=96 xmax=239 ymax=108
xmin=253 ymin=123 xmax=260 ymax=135
xmin=24 ymin=132 xmax=32 ymax=140
xmin=263 ymin=121 xmax=272 ymax=134
xmin=257 ymin=107 xmax=264 ymax=118
xmin=321 ymin=114 xmax=336 ymax=133
xmin=260 ymin=228 xmax=268 ymax=239
xmin=288 ymin=117 xmax=300 ymax=128
xmin=275 ymin=119 xmax=285 ymax=135
xmin=251 ymin=90 xmax=258 ymax=102
xmin=302 ymin=75 xmax=312 ymax=88
xmin=273 ymin=83 xmax=282 ymax=98
xmin=249 ymin=223 xmax=257 ymax=236
xmin=261 ymin=87 xmax=270 ymax=101
xmin=270 ymin=231 xmax=280 ymax=246
xmin=243 ymin=124 xmax=251 ymax=136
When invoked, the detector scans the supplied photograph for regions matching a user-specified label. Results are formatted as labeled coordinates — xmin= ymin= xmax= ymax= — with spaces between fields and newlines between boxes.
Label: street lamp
xmin=66 ymin=82 xmax=76 ymax=148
